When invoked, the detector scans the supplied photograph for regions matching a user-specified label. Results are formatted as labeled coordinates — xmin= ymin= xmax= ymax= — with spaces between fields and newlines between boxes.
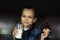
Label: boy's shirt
xmin=10 ymin=28 xmax=41 ymax=40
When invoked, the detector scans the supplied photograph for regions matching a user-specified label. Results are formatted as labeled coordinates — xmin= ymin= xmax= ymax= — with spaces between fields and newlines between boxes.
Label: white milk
xmin=15 ymin=23 xmax=23 ymax=39
xmin=15 ymin=29 xmax=23 ymax=39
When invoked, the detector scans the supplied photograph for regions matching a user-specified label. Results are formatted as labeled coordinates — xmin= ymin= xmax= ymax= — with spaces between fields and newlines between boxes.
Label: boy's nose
xmin=24 ymin=18 xmax=28 ymax=21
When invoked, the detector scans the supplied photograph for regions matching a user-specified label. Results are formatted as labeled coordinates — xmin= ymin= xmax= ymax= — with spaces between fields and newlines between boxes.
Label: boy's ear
xmin=33 ymin=18 xmax=37 ymax=23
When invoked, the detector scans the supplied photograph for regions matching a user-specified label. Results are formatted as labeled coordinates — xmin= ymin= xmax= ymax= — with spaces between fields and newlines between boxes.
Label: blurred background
xmin=0 ymin=0 xmax=60 ymax=40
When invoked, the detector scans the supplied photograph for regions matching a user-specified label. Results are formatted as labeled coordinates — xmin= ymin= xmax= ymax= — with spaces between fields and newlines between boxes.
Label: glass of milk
xmin=15 ymin=23 xmax=23 ymax=39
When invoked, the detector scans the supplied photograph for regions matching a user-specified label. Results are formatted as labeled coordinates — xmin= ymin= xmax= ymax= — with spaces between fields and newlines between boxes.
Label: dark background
xmin=0 ymin=0 xmax=60 ymax=40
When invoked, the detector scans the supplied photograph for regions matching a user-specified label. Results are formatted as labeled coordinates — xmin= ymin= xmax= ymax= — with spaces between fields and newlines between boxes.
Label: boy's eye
xmin=22 ymin=15 xmax=33 ymax=18
xmin=22 ymin=15 xmax=26 ymax=17
xmin=28 ymin=16 xmax=33 ymax=18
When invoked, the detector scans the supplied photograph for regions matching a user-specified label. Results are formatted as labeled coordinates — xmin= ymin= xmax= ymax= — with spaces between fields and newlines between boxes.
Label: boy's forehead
xmin=21 ymin=8 xmax=36 ymax=17
xmin=22 ymin=9 xmax=35 ymax=14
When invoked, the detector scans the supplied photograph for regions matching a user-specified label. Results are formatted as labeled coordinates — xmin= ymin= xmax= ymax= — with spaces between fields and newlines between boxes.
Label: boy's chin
xmin=24 ymin=24 xmax=31 ymax=28
xmin=24 ymin=24 xmax=29 ymax=27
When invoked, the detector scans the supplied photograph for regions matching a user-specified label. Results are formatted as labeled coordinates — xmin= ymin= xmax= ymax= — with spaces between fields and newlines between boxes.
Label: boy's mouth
xmin=24 ymin=22 xmax=29 ymax=24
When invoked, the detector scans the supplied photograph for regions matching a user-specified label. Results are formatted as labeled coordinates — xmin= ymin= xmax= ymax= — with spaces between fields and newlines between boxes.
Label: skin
xmin=13 ymin=8 xmax=37 ymax=37
xmin=21 ymin=9 xmax=37 ymax=28
xmin=41 ymin=28 xmax=50 ymax=40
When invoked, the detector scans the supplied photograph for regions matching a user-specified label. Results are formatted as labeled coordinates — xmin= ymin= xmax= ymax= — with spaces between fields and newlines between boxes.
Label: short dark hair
xmin=20 ymin=5 xmax=38 ymax=18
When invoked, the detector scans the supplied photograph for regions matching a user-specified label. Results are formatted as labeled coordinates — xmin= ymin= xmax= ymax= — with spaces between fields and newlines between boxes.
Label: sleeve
xmin=34 ymin=28 xmax=41 ymax=40
xmin=28 ymin=28 xmax=41 ymax=40
xmin=34 ymin=33 xmax=41 ymax=40
xmin=9 ymin=34 xmax=14 ymax=40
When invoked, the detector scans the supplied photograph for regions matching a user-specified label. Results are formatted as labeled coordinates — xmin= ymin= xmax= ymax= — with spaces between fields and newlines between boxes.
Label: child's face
xmin=21 ymin=9 xmax=37 ymax=27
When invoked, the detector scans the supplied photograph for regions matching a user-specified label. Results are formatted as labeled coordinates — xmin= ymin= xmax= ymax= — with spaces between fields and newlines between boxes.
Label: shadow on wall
xmin=0 ymin=13 xmax=17 ymax=35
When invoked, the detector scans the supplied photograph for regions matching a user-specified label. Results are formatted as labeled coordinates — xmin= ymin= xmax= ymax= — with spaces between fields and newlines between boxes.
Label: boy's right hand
xmin=13 ymin=27 xmax=19 ymax=37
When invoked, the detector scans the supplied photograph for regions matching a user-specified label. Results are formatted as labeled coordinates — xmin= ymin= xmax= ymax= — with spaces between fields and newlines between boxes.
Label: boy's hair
xmin=20 ymin=5 xmax=38 ymax=18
